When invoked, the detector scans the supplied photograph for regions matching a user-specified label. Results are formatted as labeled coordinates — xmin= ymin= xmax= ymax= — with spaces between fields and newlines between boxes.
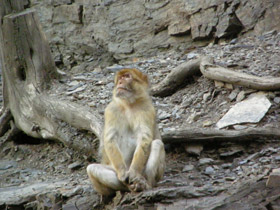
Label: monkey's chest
xmin=117 ymin=129 xmax=137 ymax=166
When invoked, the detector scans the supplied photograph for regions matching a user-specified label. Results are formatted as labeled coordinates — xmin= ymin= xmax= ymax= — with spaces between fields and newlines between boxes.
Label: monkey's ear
xmin=114 ymin=74 xmax=119 ymax=85
xmin=142 ymin=74 xmax=148 ymax=85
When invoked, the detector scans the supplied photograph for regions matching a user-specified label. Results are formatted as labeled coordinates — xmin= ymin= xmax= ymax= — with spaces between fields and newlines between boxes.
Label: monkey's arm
xmin=103 ymin=108 xmax=128 ymax=181
xmin=129 ymin=113 xmax=155 ymax=176
xmin=104 ymin=129 xmax=128 ymax=179
xmin=126 ymin=120 xmax=154 ymax=191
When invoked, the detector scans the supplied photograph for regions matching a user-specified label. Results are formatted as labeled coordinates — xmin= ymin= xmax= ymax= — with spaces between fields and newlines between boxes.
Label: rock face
xmin=30 ymin=0 xmax=280 ymax=71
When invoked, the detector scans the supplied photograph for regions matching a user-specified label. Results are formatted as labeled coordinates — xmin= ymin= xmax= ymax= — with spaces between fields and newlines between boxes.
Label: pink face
xmin=116 ymin=72 xmax=133 ymax=92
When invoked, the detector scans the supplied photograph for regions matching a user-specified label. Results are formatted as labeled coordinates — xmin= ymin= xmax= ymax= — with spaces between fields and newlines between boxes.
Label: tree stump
xmin=0 ymin=1 xmax=102 ymax=157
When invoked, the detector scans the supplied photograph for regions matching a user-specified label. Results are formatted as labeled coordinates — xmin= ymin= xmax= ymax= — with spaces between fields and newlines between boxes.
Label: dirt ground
xmin=1 ymin=31 xmax=280 ymax=209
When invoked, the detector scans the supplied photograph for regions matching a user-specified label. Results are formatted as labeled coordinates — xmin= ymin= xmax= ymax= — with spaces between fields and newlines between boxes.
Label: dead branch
xmin=162 ymin=127 xmax=280 ymax=144
xmin=200 ymin=57 xmax=280 ymax=91
xmin=151 ymin=58 xmax=201 ymax=97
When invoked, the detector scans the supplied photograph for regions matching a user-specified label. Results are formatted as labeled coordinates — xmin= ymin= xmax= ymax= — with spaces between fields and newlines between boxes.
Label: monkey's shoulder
xmin=104 ymin=101 xmax=121 ymax=113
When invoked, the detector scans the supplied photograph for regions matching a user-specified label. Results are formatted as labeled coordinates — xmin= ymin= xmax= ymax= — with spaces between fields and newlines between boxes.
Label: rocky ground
xmin=1 ymin=31 xmax=280 ymax=209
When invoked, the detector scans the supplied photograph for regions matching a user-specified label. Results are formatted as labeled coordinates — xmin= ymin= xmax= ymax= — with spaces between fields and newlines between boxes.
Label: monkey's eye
xmin=123 ymin=73 xmax=131 ymax=78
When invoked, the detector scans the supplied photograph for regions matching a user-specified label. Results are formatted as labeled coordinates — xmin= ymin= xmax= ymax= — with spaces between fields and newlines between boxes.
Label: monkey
xmin=87 ymin=68 xmax=165 ymax=196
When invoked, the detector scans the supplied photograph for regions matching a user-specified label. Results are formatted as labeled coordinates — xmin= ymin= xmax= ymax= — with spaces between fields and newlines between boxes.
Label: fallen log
xmin=200 ymin=57 xmax=280 ymax=91
xmin=162 ymin=127 xmax=280 ymax=144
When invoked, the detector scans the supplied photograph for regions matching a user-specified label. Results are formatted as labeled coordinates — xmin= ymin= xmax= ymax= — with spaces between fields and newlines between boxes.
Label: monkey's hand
xmin=117 ymin=168 xmax=128 ymax=184
xmin=126 ymin=169 xmax=151 ymax=192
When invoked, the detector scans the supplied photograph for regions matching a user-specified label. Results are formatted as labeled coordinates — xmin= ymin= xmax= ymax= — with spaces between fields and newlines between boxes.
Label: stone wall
xmin=31 ymin=0 xmax=280 ymax=72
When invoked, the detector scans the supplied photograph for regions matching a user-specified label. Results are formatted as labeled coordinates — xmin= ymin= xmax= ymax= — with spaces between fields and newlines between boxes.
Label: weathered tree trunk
xmin=0 ymin=1 xmax=102 ymax=157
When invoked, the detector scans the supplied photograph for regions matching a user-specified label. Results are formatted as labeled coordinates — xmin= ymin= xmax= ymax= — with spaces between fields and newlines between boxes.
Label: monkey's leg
xmin=144 ymin=139 xmax=166 ymax=187
xmin=87 ymin=164 xmax=128 ymax=196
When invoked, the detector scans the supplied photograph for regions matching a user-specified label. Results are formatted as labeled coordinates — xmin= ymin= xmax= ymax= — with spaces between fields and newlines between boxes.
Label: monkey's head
xmin=113 ymin=68 xmax=149 ymax=103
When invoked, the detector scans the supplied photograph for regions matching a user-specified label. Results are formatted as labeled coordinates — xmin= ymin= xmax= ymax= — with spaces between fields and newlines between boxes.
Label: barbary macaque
xmin=87 ymin=68 xmax=165 ymax=196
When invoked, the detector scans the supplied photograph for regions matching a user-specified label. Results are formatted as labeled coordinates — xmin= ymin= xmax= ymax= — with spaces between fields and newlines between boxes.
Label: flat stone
xmin=68 ymin=161 xmax=83 ymax=170
xmin=233 ymin=125 xmax=248 ymax=130
xmin=259 ymin=157 xmax=270 ymax=164
xmin=205 ymin=166 xmax=215 ymax=175
xmin=185 ymin=144 xmax=203 ymax=156
xmin=106 ymin=64 xmax=125 ymax=72
xmin=187 ymin=52 xmax=199 ymax=59
xmin=0 ymin=160 xmax=17 ymax=170
xmin=221 ymin=163 xmax=232 ymax=169
xmin=203 ymin=120 xmax=213 ymax=127
xmin=224 ymin=83 xmax=233 ymax=90
xmin=67 ymin=83 xmax=83 ymax=91
xmin=68 ymin=81 xmax=80 ymax=86
xmin=0 ymin=164 xmax=13 ymax=170
xmin=199 ymin=158 xmax=214 ymax=165
xmin=236 ymin=90 xmax=246 ymax=102
xmin=61 ymin=186 xmax=83 ymax=198
xmin=214 ymin=80 xmax=224 ymax=88
xmin=158 ymin=110 xmax=171 ymax=120
xmin=217 ymin=94 xmax=271 ymax=129
xmin=66 ymin=86 xmax=86 ymax=95
xmin=274 ymin=97 xmax=280 ymax=104
xmin=220 ymin=149 xmax=243 ymax=157
xmin=275 ymin=156 xmax=280 ymax=161
xmin=182 ymin=165 xmax=194 ymax=172
xmin=266 ymin=168 xmax=280 ymax=187
xmin=225 ymin=177 xmax=236 ymax=181
xmin=203 ymin=92 xmax=211 ymax=102
xmin=228 ymin=90 xmax=238 ymax=101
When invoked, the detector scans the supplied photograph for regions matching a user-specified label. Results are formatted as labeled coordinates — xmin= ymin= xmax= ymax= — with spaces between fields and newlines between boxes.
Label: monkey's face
xmin=115 ymin=72 xmax=134 ymax=99
xmin=113 ymin=69 xmax=149 ymax=103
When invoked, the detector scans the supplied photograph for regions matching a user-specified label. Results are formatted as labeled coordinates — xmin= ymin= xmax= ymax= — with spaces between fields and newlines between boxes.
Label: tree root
xmin=162 ymin=127 xmax=280 ymax=144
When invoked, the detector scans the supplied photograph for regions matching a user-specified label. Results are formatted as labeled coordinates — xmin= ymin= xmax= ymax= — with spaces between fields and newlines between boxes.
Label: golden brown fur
xmin=87 ymin=68 xmax=165 ymax=195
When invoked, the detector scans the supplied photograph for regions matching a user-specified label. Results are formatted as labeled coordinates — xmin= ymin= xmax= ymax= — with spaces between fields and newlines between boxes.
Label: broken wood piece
xmin=151 ymin=58 xmax=201 ymax=97
xmin=162 ymin=127 xmax=280 ymax=144
xmin=200 ymin=56 xmax=280 ymax=91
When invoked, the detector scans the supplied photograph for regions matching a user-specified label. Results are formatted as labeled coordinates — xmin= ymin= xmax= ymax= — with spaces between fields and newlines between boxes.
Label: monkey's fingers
xmin=129 ymin=178 xmax=150 ymax=192
xmin=128 ymin=182 xmax=142 ymax=192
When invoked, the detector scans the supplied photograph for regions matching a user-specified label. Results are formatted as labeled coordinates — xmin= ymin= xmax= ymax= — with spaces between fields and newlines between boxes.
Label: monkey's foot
xmin=128 ymin=177 xmax=151 ymax=192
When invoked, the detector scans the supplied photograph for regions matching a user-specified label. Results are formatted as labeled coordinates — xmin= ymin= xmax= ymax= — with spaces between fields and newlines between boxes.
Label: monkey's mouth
xmin=117 ymin=87 xmax=131 ymax=92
